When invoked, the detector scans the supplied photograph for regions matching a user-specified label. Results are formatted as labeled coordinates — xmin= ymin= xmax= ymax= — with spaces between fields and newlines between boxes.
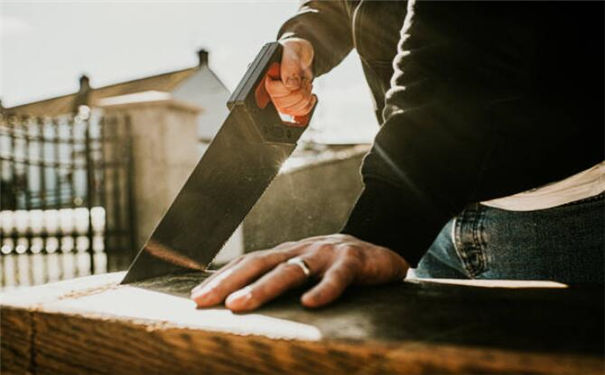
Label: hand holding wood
xmin=190 ymin=234 xmax=409 ymax=312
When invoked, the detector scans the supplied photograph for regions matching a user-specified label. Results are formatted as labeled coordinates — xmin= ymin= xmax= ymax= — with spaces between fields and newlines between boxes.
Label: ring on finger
xmin=286 ymin=257 xmax=312 ymax=277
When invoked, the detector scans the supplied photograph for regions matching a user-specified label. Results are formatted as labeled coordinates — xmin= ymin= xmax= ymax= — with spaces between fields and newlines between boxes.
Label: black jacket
xmin=279 ymin=1 xmax=604 ymax=266
xmin=279 ymin=0 xmax=407 ymax=122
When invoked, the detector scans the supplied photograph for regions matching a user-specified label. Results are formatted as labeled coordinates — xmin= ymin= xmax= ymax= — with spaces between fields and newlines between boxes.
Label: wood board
xmin=1 ymin=272 xmax=603 ymax=374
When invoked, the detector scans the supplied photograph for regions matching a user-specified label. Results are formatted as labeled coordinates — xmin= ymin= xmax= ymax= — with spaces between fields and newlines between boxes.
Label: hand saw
xmin=121 ymin=42 xmax=316 ymax=284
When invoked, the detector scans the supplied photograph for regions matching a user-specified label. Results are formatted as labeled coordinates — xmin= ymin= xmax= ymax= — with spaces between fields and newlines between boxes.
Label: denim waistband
xmin=453 ymin=192 xmax=604 ymax=280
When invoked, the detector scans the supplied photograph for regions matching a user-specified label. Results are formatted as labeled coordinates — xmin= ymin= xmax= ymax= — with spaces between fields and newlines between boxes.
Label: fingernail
xmin=191 ymin=283 xmax=205 ymax=295
xmin=301 ymin=296 xmax=313 ymax=308
xmin=190 ymin=285 xmax=214 ymax=305
xmin=191 ymin=269 xmax=233 ymax=301
xmin=225 ymin=287 xmax=252 ymax=307
xmin=301 ymin=292 xmax=319 ymax=307
xmin=190 ymin=286 xmax=213 ymax=303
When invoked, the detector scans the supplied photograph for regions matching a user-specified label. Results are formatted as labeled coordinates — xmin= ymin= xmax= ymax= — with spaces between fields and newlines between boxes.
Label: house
xmin=4 ymin=49 xmax=230 ymax=145
xmin=1 ymin=49 xmax=229 ymax=213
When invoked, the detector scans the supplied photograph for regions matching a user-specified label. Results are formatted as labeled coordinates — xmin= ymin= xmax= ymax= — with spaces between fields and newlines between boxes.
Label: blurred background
xmin=1 ymin=0 xmax=378 ymax=289
xmin=1 ymin=0 xmax=378 ymax=143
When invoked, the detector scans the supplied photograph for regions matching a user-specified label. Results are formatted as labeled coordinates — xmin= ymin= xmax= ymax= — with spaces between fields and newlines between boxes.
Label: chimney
xmin=197 ymin=49 xmax=209 ymax=67
xmin=79 ymin=74 xmax=91 ymax=92
xmin=73 ymin=74 xmax=92 ymax=113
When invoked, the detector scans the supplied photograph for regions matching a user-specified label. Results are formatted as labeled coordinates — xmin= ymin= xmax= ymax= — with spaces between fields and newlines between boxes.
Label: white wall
xmin=172 ymin=66 xmax=231 ymax=142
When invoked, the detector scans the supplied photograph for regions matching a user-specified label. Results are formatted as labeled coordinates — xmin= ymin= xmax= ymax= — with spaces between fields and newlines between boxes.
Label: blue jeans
xmin=415 ymin=193 xmax=604 ymax=284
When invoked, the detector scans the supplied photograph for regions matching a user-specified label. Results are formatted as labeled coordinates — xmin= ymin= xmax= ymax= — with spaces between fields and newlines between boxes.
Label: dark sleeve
xmin=277 ymin=1 xmax=353 ymax=77
xmin=341 ymin=2 xmax=604 ymax=266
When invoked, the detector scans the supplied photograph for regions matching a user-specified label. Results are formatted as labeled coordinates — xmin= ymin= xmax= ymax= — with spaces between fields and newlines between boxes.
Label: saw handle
xmin=227 ymin=42 xmax=317 ymax=144
xmin=254 ymin=62 xmax=316 ymax=128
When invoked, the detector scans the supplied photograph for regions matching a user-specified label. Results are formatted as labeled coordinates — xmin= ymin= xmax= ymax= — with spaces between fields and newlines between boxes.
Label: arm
xmin=278 ymin=0 xmax=354 ymax=77
xmin=266 ymin=1 xmax=353 ymax=120
xmin=341 ymin=2 xmax=604 ymax=266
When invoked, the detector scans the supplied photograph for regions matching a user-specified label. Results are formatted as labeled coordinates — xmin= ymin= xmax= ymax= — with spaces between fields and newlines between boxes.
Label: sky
xmin=0 ymin=0 xmax=380 ymax=143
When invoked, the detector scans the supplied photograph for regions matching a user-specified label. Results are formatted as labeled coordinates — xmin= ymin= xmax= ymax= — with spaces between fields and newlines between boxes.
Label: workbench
xmin=1 ymin=272 xmax=603 ymax=374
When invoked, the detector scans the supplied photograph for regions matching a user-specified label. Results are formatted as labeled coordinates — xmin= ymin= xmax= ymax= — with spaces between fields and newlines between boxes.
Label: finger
xmin=301 ymin=259 xmax=356 ymax=308
xmin=265 ymin=76 xmax=291 ymax=98
xmin=280 ymin=47 xmax=303 ymax=90
xmin=193 ymin=241 xmax=300 ymax=292
xmin=192 ymin=255 xmax=284 ymax=307
xmin=271 ymin=89 xmax=307 ymax=109
xmin=274 ymin=84 xmax=312 ymax=115
xmin=279 ymin=93 xmax=313 ymax=116
xmin=190 ymin=255 xmax=245 ymax=293
xmin=294 ymin=94 xmax=317 ymax=118
xmin=302 ymin=67 xmax=314 ymax=82
xmin=278 ymin=81 xmax=312 ymax=107
xmin=191 ymin=246 xmax=303 ymax=307
xmin=225 ymin=258 xmax=314 ymax=312
xmin=280 ymin=39 xmax=314 ymax=90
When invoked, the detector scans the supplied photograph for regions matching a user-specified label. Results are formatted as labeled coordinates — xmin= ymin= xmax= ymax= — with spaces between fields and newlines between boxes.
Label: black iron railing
xmin=0 ymin=108 xmax=136 ymax=288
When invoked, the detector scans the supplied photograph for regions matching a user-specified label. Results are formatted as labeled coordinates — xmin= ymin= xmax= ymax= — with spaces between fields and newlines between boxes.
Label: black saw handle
xmin=227 ymin=42 xmax=317 ymax=144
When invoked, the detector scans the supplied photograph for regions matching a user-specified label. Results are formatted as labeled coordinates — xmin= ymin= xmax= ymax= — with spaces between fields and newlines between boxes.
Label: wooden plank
xmin=1 ymin=306 xmax=32 ymax=374
xmin=1 ymin=272 xmax=603 ymax=375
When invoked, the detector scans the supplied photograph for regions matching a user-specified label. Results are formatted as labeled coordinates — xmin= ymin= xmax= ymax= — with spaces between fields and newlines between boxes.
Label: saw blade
xmin=121 ymin=108 xmax=296 ymax=284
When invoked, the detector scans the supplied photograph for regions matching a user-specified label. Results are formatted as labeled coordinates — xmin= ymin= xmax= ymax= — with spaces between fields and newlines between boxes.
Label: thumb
xmin=280 ymin=46 xmax=304 ymax=90
xmin=280 ymin=39 xmax=314 ymax=91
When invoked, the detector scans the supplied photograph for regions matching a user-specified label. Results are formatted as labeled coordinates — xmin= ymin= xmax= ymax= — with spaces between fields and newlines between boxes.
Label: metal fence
xmin=0 ymin=108 xmax=136 ymax=288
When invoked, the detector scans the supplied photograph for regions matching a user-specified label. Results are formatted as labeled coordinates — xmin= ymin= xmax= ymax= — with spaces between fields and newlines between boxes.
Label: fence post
xmin=75 ymin=75 xmax=95 ymax=275
xmin=82 ymin=107 xmax=95 ymax=274
xmin=124 ymin=115 xmax=137 ymax=263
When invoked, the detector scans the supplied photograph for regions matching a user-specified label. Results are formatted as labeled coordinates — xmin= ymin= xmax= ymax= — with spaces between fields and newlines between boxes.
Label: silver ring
xmin=286 ymin=257 xmax=311 ymax=277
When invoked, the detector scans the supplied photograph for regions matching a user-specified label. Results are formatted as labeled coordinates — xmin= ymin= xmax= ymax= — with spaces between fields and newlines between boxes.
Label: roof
xmin=6 ymin=67 xmax=198 ymax=117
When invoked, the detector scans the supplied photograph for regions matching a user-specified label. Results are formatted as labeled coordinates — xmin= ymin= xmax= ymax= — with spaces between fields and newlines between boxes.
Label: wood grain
xmin=1 ymin=272 xmax=603 ymax=375
xmin=1 ymin=307 xmax=33 ymax=374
